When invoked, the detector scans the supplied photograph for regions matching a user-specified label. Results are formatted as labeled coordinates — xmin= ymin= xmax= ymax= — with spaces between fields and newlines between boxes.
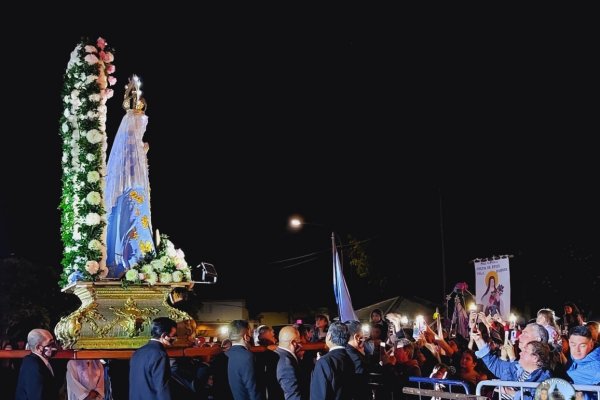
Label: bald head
xmin=279 ymin=326 xmax=300 ymax=345
xmin=27 ymin=329 xmax=53 ymax=355
xmin=27 ymin=329 xmax=52 ymax=347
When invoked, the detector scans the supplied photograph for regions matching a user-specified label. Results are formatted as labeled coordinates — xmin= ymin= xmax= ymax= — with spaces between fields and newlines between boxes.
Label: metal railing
xmin=409 ymin=376 xmax=472 ymax=394
xmin=475 ymin=380 xmax=600 ymax=399
xmin=402 ymin=376 xmax=484 ymax=399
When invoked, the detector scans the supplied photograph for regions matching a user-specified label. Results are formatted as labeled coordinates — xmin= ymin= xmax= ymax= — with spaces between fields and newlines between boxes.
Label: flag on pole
xmin=333 ymin=248 xmax=358 ymax=322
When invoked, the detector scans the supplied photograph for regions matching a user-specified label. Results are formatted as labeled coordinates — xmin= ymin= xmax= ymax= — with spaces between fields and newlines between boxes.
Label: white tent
xmin=354 ymin=296 xmax=437 ymax=323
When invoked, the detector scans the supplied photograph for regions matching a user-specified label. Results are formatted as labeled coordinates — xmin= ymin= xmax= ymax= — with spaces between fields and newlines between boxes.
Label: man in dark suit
xmin=275 ymin=325 xmax=305 ymax=400
xmin=226 ymin=320 xmax=264 ymax=400
xmin=310 ymin=321 xmax=354 ymax=400
xmin=345 ymin=320 xmax=374 ymax=400
xmin=15 ymin=328 xmax=59 ymax=400
xmin=129 ymin=317 xmax=177 ymax=400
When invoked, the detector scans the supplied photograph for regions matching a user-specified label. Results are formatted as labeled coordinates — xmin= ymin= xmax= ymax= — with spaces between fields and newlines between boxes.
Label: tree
xmin=0 ymin=256 xmax=77 ymax=341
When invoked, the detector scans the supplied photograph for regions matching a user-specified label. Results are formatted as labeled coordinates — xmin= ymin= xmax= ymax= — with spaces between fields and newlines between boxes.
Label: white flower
xmin=87 ymin=171 xmax=100 ymax=183
xmin=166 ymin=246 xmax=177 ymax=258
xmin=88 ymin=94 xmax=100 ymax=102
xmin=175 ymin=259 xmax=188 ymax=269
xmin=150 ymin=259 xmax=166 ymax=271
xmin=86 ymin=191 xmax=102 ymax=205
xmin=172 ymin=271 xmax=183 ymax=283
xmin=159 ymin=273 xmax=173 ymax=284
xmin=63 ymin=108 xmax=70 ymax=118
xmin=85 ymin=213 xmax=101 ymax=225
xmin=85 ymin=260 xmax=100 ymax=274
xmin=88 ymin=239 xmax=102 ymax=251
xmin=86 ymin=129 xmax=102 ymax=144
xmin=86 ymin=153 xmax=96 ymax=162
xmin=62 ymin=122 xmax=69 ymax=133
xmin=141 ymin=264 xmax=154 ymax=274
xmin=73 ymin=225 xmax=81 ymax=241
xmin=84 ymin=45 xmax=97 ymax=53
xmin=125 ymin=269 xmax=138 ymax=281
xmin=145 ymin=272 xmax=158 ymax=285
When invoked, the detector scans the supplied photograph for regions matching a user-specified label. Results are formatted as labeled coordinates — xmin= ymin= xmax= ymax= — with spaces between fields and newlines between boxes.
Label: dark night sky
xmin=0 ymin=14 xmax=597 ymax=318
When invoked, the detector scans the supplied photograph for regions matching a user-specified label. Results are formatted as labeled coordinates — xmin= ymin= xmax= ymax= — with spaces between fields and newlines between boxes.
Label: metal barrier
xmin=409 ymin=376 xmax=472 ymax=395
xmin=403 ymin=387 xmax=488 ymax=400
xmin=475 ymin=380 xmax=600 ymax=399
xmin=403 ymin=376 xmax=480 ymax=399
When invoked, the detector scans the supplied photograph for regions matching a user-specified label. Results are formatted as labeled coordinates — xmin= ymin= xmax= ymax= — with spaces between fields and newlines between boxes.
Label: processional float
xmin=55 ymin=37 xmax=216 ymax=349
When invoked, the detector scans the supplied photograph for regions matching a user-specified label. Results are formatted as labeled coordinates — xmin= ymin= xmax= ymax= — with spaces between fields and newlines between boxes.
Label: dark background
xmin=0 ymin=12 xmax=597 ymax=322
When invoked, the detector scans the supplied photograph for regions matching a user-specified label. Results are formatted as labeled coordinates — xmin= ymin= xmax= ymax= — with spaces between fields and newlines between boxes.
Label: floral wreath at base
xmin=122 ymin=232 xmax=194 ymax=287
xmin=59 ymin=37 xmax=116 ymax=287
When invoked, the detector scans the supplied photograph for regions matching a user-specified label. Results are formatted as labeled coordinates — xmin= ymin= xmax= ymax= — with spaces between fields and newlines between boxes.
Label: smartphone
xmin=510 ymin=330 xmax=518 ymax=344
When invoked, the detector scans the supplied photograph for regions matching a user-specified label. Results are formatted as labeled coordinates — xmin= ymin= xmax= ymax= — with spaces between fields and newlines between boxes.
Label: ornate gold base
xmin=55 ymin=281 xmax=194 ymax=349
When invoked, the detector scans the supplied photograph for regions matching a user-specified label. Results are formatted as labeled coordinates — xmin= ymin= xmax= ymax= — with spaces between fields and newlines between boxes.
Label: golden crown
xmin=122 ymin=75 xmax=147 ymax=113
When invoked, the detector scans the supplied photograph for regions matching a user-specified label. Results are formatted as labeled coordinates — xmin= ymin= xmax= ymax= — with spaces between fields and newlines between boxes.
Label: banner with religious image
xmin=474 ymin=258 xmax=511 ymax=320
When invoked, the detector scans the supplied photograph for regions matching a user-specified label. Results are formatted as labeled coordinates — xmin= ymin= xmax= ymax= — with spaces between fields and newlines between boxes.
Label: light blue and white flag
xmin=333 ymin=248 xmax=358 ymax=322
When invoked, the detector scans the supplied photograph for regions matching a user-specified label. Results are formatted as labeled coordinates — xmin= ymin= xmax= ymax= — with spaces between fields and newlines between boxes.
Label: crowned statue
xmin=104 ymin=75 xmax=154 ymax=278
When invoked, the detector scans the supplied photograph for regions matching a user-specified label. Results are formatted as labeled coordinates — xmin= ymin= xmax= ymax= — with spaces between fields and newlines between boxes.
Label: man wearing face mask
xmin=129 ymin=317 xmax=177 ymax=400
xmin=15 ymin=328 xmax=59 ymax=400
xmin=226 ymin=320 xmax=264 ymax=400
xmin=275 ymin=325 xmax=305 ymax=400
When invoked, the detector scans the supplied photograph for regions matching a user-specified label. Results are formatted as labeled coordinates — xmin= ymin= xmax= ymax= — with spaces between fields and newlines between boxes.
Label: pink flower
xmin=454 ymin=282 xmax=468 ymax=291
xmin=84 ymin=54 xmax=99 ymax=65
xmin=106 ymin=64 xmax=115 ymax=74
xmin=85 ymin=260 xmax=100 ymax=274
xmin=108 ymin=76 xmax=117 ymax=86
xmin=101 ymin=52 xmax=114 ymax=63
xmin=104 ymin=88 xmax=114 ymax=99
xmin=96 ymin=37 xmax=107 ymax=50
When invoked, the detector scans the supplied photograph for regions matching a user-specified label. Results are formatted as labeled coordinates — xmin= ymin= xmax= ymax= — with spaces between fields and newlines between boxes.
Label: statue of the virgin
xmin=104 ymin=75 xmax=154 ymax=278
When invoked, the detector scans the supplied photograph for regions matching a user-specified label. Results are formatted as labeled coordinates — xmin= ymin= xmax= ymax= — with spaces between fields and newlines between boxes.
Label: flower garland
xmin=59 ymin=37 xmax=116 ymax=287
xmin=123 ymin=232 xmax=193 ymax=286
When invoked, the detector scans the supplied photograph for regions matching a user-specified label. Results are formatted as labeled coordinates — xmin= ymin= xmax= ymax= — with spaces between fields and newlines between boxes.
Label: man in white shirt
xmin=66 ymin=359 xmax=105 ymax=400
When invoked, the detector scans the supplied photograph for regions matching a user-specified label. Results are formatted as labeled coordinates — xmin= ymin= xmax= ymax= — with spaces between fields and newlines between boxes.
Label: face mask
xmin=42 ymin=345 xmax=58 ymax=358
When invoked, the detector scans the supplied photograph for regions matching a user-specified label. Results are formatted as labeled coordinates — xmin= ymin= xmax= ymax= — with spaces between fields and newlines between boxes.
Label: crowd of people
xmin=2 ymin=303 xmax=599 ymax=399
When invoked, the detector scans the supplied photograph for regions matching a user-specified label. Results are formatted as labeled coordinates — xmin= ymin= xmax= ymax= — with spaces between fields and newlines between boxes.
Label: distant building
xmin=194 ymin=299 xmax=250 ymax=340
xmin=254 ymin=311 xmax=290 ymax=327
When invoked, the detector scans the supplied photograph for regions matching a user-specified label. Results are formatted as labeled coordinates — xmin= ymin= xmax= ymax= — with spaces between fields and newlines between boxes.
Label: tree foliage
xmin=0 ymin=256 xmax=78 ymax=341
